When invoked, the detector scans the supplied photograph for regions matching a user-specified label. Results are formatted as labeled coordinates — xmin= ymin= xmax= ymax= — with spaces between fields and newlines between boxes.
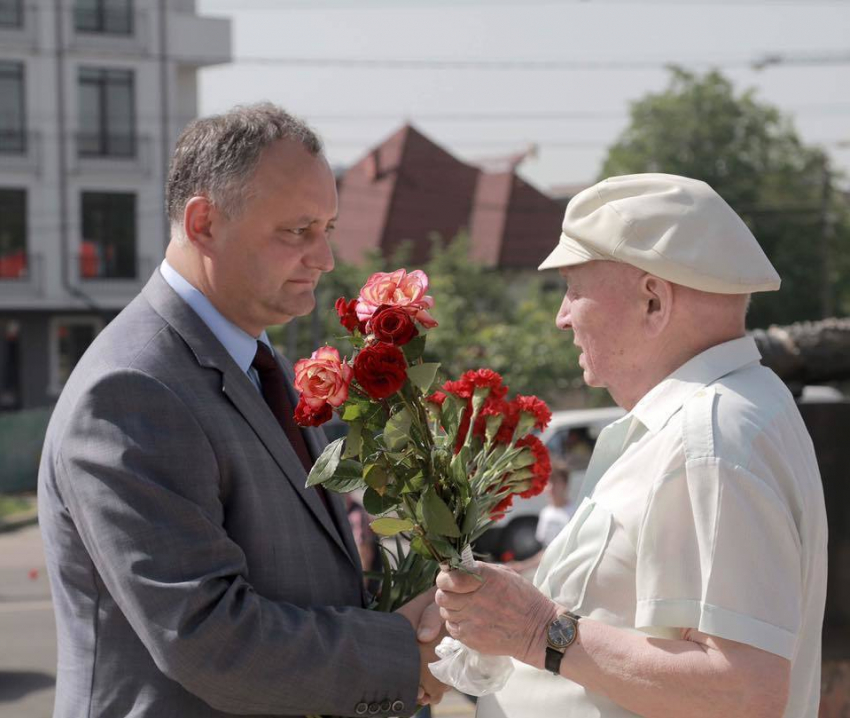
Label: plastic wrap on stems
xmin=427 ymin=546 xmax=514 ymax=696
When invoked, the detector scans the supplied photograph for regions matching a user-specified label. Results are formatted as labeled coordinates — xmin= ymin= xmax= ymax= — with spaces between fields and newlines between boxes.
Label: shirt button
xmin=381 ymin=699 xmax=392 ymax=712
xmin=368 ymin=702 xmax=381 ymax=714
xmin=355 ymin=702 xmax=368 ymax=715
xmin=391 ymin=700 xmax=405 ymax=713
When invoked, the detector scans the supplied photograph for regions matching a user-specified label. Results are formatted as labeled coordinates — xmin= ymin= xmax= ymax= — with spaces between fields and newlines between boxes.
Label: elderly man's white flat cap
xmin=538 ymin=173 xmax=781 ymax=294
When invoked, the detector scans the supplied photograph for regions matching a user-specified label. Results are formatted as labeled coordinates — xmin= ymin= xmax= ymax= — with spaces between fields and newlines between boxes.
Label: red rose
xmin=353 ymin=342 xmax=408 ymax=400
xmin=335 ymin=297 xmax=365 ymax=334
xmin=367 ymin=305 xmax=419 ymax=346
xmin=294 ymin=397 xmax=333 ymax=427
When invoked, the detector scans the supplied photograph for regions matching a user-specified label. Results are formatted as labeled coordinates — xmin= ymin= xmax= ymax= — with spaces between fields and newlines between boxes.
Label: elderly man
xmin=435 ymin=174 xmax=827 ymax=717
xmin=38 ymin=103 xmax=445 ymax=718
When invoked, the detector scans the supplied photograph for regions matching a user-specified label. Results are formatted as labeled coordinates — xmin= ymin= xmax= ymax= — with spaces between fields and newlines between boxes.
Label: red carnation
xmin=335 ymin=297 xmax=364 ymax=334
xmin=515 ymin=435 xmax=552 ymax=499
xmin=426 ymin=391 xmax=447 ymax=407
xmin=353 ymin=342 xmax=408 ymax=400
xmin=443 ymin=369 xmax=507 ymax=401
xmin=494 ymin=400 xmax=521 ymax=444
xmin=514 ymin=395 xmax=552 ymax=432
xmin=490 ymin=493 xmax=514 ymax=520
xmin=368 ymin=305 xmax=419 ymax=346
xmin=294 ymin=397 xmax=333 ymax=427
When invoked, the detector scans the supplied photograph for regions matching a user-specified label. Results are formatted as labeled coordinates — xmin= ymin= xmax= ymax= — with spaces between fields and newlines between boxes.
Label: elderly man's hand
xmin=436 ymin=561 xmax=559 ymax=666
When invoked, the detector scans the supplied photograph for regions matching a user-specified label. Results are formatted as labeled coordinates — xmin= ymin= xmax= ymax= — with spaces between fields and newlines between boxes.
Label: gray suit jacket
xmin=38 ymin=269 xmax=420 ymax=718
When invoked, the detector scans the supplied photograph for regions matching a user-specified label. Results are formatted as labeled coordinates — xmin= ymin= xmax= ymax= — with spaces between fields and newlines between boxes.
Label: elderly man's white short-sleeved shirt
xmin=477 ymin=337 xmax=827 ymax=718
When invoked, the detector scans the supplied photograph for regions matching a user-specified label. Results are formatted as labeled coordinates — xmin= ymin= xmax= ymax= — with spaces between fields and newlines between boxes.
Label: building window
xmin=49 ymin=317 xmax=103 ymax=395
xmin=0 ymin=0 xmax=23 ymax=28
xmin=74 ymin=0 xmax=133 ymax=35
xmin=78 ymin=68 xmax=135 ymax=157
xmin=0 ymin=189 xmax=27 ymax=280
xmin=0 ymin=61 xmax=26 ymax=154
xmin=80 ymin=192 xmax=136 ymax=279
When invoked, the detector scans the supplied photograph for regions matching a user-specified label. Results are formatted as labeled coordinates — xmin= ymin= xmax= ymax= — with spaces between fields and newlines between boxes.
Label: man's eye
xmin=288 ymin=227 xmax=308 ymax=236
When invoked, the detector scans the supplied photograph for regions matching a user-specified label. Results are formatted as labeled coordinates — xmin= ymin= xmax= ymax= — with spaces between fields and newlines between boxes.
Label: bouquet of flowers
xmin=293 ymin=268 xmax=552 ymax=692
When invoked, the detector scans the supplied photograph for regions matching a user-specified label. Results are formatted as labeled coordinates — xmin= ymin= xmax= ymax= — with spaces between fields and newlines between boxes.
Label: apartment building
xmin=0 ymin=0 xmax=230 ymax=410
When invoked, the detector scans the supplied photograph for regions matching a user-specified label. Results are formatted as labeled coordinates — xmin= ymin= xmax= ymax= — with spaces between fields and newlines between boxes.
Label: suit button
xmin=355 ymin=702 xmax=368 ymax=715
xmin=368 ymin=702 xmax=381 ymax=714
xmin=391 ymin=700 xmax=405 ymax=713
xmin=381 ymin=699 xmax=392 ymax=712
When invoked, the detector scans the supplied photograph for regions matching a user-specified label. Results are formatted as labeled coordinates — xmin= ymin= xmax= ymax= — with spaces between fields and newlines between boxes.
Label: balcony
xmin=0 ymin=131 xmax=43 ymax=176
xmin=74 ymin=251 xmax=154 ymax=284
xmin=0 ymin=253 xmax=44 ymax=299
xmin=167 ymin=12 xmax=231 ymax=67
xmin=70 ymin=132 xmax=151 ymax=176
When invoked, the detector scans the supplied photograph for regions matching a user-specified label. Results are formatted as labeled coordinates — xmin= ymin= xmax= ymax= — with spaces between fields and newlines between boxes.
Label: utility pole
xmin=819 ymin=154 xmax=835 ymax=319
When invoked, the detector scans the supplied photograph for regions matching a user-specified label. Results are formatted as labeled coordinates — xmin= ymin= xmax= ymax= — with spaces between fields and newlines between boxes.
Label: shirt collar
xmin=159 ymin=259 xmax=271 ymax=375
xmin=629 ymin=335 xmax=762 ymax=435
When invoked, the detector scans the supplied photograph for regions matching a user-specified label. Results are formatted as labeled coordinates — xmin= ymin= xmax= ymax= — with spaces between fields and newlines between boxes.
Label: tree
xmin=601 ymin=68 xmax=849 ymax=328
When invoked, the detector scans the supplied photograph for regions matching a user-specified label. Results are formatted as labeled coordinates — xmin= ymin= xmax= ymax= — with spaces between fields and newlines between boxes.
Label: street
xmin=0 ymin=524 xmax=473 ymax=718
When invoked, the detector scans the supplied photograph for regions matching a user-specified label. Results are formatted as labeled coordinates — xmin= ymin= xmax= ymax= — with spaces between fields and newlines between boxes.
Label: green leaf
xmin=342 ymin=421 xmax=363 ymax=459
xmin=407 ymin=363 xmax=441 ymax=394
xmin=364 ymin=463 xmax=391 ymax=494
xmin=384 ymin=408 xmax=412 ymax=451
xmin=305 ymin=438 xmax=344 ymax=488
xmin=440 ymin=393 xmax=464 ymax=437
xmin=402 ymin=335 xmax=426 ymax=363
xmin=419 ymin=487 xmax=461 ymax=538
xmin=323 ymin=459 xmax=366 ymax=493
xmin=461 ymin=498 xmax=480 ymax=535
xmin=377 ymin=547 xmax=394 ymax=612
xmin=363 ymin=487 xmax=400 ymax=515
xmin=427 ymin=535 xmax=460 ymax=561
xmin=370 ymin=517 xmax=415 ymax=536
xmin=451 ymin=446 xmax=471 ymax=486
xmin=409 ymin=535 xmax=434 ymax=559
xmin=341 ymin=403 xmax=362 ymax=421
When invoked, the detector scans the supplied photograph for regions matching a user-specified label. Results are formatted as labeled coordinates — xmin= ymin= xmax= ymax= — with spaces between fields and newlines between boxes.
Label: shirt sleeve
xmin=634 ymin=454 xmax=802 ymax=659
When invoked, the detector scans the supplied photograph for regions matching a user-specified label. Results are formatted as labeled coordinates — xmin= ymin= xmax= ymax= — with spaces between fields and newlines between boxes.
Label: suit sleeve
xmin=55 ymin=368 xmax=421 ymax=716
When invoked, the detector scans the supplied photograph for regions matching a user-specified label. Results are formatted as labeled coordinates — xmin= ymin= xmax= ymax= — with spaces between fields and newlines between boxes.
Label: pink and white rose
xmin=293 ymin=346 xmax=353 ymax=409
xmin=355 ymin=269 xmax=438 ymax=328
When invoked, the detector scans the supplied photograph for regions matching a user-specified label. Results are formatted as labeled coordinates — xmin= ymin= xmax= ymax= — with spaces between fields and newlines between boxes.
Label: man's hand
xmin=435 ymin=561 xmax=558 ymax=665
xmin=395 ymin=588 xmax=449 ymax=705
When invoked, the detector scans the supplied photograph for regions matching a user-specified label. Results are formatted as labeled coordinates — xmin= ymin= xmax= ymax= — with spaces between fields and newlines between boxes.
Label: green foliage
xmin=601 ymin=67 xmax=849 ymax=327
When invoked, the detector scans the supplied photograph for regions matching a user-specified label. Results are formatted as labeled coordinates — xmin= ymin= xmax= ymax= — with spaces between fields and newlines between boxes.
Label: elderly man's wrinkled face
xmin=556 ymin=261 xmax=646 ymax=396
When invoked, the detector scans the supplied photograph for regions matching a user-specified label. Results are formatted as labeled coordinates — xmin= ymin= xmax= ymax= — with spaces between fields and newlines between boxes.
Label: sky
xmin=195 ymin=0 xmax=850 ymax=193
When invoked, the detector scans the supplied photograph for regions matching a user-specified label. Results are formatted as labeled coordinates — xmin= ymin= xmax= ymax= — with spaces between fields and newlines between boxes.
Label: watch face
xmin=547 ymin=615 xmax=577 ymax=650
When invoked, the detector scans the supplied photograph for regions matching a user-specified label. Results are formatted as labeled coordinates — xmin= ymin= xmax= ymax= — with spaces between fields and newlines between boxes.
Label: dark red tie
xmin=251 ymin=341 xmax=315 ymax=474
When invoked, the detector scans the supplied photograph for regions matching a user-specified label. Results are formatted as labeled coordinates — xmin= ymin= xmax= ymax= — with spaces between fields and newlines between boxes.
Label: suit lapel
xmin=281 ymin=360 xmax=363 ymax=572
xmin=141 ymin=269 xmax=356 ymax=567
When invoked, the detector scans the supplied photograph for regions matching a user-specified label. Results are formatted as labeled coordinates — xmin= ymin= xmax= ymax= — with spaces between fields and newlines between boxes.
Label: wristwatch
xmin=545 ymin=611 xmax=580 ymax=675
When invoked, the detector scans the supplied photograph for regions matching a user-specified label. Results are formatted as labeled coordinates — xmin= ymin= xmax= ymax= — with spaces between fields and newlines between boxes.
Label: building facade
xmin=0 ymin=0 xmax=230 ymax=410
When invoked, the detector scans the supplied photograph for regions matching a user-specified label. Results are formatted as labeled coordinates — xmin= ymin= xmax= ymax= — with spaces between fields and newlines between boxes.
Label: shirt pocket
xmin=536 ymin=496 xmax=613 ymax=613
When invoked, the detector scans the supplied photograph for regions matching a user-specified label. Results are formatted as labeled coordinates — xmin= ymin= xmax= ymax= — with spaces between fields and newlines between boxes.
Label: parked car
xmin=474 ymin=406 xmax=625 ymax=562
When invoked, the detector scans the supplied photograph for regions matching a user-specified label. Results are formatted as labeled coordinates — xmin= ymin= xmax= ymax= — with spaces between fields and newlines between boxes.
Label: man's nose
xmin=307 ymin=233 xmax=335 ymax=273
xmin=555 ymin=297 xmax=572 ymax=331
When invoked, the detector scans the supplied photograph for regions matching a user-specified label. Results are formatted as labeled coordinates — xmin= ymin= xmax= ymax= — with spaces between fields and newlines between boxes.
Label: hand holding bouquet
xmin=294 ymin=268 xmax=552 ymax=695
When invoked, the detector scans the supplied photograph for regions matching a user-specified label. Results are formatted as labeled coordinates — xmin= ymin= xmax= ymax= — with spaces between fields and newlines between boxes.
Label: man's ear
xmin=183 ymin=196 xmax=218 ymax=257
xmin=640 ymin=274 xmax=674 ymax=337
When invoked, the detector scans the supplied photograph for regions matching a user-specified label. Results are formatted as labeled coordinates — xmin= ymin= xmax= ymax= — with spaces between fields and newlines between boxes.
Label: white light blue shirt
xmin=159 ymin=259 xmax=271 ymax=392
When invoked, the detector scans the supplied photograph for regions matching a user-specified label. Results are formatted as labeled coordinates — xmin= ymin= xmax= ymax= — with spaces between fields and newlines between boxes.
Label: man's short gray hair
xmin=166 ymin=102 xmax=323 ymax=233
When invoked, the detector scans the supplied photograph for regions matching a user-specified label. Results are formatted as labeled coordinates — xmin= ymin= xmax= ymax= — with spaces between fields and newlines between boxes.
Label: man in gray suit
xmin=38 ymin=103 xmax=446 ymax=717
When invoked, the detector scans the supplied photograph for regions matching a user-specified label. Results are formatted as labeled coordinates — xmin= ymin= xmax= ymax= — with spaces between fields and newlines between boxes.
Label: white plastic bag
xmin=427 ymin=547 xmax=514 ymax=696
